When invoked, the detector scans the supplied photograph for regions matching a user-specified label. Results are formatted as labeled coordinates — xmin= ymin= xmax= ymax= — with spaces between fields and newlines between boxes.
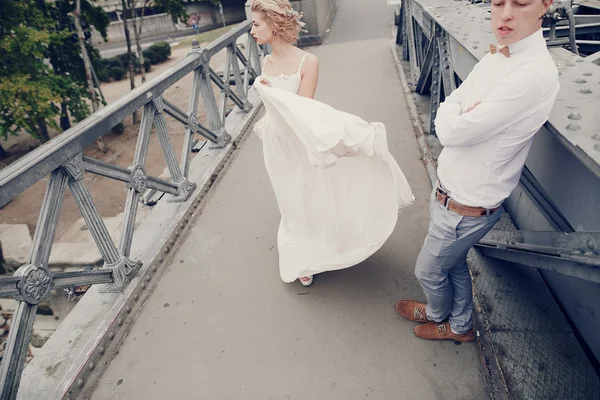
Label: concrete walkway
xmin=91 ymin=1 xmax=489 ymax=399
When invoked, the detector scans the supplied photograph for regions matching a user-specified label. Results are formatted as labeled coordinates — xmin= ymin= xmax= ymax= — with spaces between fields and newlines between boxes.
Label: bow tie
xmin=489 ymin=44 xmax=510 ymax=58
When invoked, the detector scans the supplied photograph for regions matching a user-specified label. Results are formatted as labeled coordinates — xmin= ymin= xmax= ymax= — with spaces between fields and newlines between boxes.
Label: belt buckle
xmin=436 ymin=186 xmax=450 ymax=208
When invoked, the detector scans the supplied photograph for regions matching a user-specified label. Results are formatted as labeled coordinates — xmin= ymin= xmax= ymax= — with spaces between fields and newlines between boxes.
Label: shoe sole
xmin=413 ymin=327 xmax=475 ymax=342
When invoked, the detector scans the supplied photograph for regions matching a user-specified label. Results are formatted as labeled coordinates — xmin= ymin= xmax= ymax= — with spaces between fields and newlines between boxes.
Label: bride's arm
xmin=297 ymin=54 xmax=319 ymax=99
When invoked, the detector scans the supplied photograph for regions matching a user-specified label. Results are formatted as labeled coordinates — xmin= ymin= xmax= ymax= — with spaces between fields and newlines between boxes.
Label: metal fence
xmin=0 ymin=20 xmax=264 ymax=400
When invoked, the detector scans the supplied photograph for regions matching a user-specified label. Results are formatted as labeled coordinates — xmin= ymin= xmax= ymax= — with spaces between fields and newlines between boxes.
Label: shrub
xmin=93 ymin=41 xmax=170 ymax=83
xmin=143 ymin=41 xmax=171 ymax=64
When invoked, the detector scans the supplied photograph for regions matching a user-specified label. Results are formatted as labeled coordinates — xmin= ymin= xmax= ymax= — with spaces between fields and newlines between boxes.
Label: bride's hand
xmin=259 ymin=78 xmax=271 ymax=87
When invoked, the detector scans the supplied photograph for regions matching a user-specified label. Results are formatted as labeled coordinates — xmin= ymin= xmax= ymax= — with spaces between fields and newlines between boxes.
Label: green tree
xmin=47 ymin=0 xmax=109 ymax=130
xmin=154 ymin=0 xmax=189 ymax=24
xmin=0 ymin=0 xmax=109 ymax=158
xmin=0 ymin=0 xmax=66 ymax=148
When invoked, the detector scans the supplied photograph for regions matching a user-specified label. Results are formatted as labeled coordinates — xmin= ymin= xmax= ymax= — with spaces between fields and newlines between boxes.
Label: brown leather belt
xmin=435 ymin=187 xmax=501 ymax=217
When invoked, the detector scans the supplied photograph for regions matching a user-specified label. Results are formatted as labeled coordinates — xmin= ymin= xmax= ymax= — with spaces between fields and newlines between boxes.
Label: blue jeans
xmin=415 ymin=189 xmax=501 ymax=334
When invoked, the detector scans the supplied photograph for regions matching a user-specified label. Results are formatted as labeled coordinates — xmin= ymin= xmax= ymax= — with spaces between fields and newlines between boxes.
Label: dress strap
xmin=262 ymin=54 xmax=271 ymax=71
xmin=296 ymin=53 xmax=309 ymax=74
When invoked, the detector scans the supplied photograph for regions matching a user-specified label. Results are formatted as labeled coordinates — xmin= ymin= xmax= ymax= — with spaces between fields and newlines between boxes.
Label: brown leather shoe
xmin=394 ymin=300 xmax=428 ymax=323
xmin=414 ymin=321 xmax=475 ymax=342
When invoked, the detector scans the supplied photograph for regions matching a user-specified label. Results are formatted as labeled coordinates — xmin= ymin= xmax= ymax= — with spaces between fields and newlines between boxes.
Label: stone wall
xmin=91 ymin=3 xmax=247 ymax=45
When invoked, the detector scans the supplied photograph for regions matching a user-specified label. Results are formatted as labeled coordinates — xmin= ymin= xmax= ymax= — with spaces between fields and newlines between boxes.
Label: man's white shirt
xmin=434 ymin=29 xmax=559 ymax=208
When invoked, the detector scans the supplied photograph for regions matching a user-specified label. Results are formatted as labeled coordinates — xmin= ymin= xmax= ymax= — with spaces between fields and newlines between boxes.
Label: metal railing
xmin=0 ymin=20 xmax=264 ymax=400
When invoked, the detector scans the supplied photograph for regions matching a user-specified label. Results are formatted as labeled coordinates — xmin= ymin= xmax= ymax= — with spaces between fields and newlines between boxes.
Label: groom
xmin=395 ymin=0 xmax=559 ymax=341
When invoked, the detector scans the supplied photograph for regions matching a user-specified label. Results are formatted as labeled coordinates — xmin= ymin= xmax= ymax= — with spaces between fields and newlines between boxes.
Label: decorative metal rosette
xmin=16 ymin=264 xmax=53 ymax=304
xmin=129 ymin=165 xmax=148 ymax=193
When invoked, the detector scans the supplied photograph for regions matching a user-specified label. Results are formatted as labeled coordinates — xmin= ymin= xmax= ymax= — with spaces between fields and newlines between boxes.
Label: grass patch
xmin=173 ymin=24 xmax=240 ymax=49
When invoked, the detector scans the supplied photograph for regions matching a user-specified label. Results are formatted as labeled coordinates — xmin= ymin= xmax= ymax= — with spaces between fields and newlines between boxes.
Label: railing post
xmin=229 ymin=44 xmax=253 ymax=112
xmin=401 ymin=0 xmax=410 ymax=62
xmin=120 ymin=103 xmax=155 ymax=256
xmin=182 ymin=42 xmax=204 ymax=178
xmin=437 ymin=30 xmax=457 ymax=97
xmin=152 ymin=96 xmax=197 ymax=202
xmin=247 ymin=33 xmax=263 ymax=77
xmin=198 ymin=54 xmax=232 ymax=149
xmin=0 ymin=302 xmax=37 ymax=400
xmin=0 ymin=169 xmax=68 ymax=400
xmin=61 ymin=154 xmax=141 ymax=292
xmin=429 ymin=25 xmax=442 ymax=137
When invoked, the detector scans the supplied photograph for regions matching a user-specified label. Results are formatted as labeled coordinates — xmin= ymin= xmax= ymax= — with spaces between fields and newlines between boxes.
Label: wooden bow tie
xmin=490 ymin=44 xmax=510 ymax=57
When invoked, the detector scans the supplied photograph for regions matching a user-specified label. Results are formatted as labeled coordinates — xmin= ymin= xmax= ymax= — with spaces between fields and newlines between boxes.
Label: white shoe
xmin=299 ymin=275 xmax=313 ymax=287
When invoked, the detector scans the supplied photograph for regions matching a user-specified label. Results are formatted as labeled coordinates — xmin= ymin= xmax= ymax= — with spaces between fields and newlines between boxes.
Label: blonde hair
xmin=251 ymin=0 xmax=307 ymax=44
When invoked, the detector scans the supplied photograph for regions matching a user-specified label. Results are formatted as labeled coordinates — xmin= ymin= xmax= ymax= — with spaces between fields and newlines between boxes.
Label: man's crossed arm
xmin=433 ymin=68 xmax=547 ymax=148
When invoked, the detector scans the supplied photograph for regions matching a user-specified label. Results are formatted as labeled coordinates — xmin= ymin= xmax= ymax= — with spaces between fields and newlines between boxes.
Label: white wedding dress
xmin=253 ymin=54 xmax=414 ymax=283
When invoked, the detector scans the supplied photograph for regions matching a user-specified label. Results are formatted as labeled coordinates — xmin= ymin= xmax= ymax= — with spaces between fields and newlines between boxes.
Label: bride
xmin=250 ymin=0 xmax=414 ymax=286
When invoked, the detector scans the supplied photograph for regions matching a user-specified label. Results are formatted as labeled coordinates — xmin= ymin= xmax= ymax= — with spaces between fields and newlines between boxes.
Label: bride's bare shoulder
xmin=300 ymin=52 xmax=319 ymax=74
xmin=298 ymin=49 xmax=318 ymax=61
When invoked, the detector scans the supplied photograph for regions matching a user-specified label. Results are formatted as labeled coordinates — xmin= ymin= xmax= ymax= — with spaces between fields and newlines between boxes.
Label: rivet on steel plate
xmin=566 ymin=124 xmax=581 ymax=131
xmin=568 ymin=113 xmax=582 ymax=120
